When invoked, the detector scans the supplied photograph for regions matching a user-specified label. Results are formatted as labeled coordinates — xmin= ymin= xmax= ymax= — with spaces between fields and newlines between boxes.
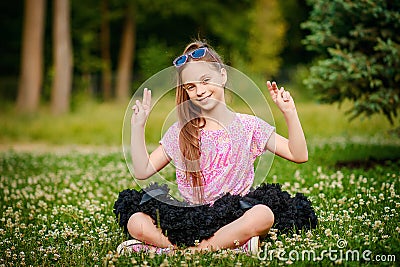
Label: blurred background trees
xmin=16 ymin=0 xmax=46 ymax=113
xmin=1 ymin=0 xmax=398 ymax=123
xmin=302 ymin=0 xmax=400 ymax=123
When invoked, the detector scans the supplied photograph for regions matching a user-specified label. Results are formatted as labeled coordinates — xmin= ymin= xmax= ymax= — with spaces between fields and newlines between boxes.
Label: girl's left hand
xmin=267 ymin=81 xmax=296 ymax=114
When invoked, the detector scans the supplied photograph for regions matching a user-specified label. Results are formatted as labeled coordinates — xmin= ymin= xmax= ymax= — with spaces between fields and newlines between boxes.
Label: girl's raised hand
xmin=266 ymin=81 xmax=296 ymax=114
xmin=131 ymin=88 xmax=151 ymax=126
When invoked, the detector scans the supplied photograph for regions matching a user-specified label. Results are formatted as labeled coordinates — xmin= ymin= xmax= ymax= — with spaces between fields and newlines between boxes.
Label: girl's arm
xmin=265 ymin=81 xmax=308 ymax=163
xmin=131 ymin=88 xmax=171 ymax=179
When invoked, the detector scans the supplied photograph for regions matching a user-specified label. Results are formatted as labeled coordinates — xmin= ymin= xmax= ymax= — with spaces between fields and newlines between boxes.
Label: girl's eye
xmin=202 ymin=78 xmax=210 ymax=84
xmin=185 ymin=84 xmax=195 ymax=91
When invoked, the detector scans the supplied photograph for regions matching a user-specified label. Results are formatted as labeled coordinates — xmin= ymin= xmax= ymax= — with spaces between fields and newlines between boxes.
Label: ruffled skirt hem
xmin=113 ymin=183 xmax=318 ymax=247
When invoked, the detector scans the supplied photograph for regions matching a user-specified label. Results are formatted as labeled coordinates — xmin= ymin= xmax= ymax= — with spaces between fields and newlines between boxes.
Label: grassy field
xmin=0 ymin=99 xmax=399 ymax=266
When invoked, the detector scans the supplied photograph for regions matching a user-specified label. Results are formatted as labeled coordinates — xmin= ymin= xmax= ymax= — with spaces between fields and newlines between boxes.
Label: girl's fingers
xmin=266 ymin=81 xmax=278 ymax=92
xmin=146 ymin=89 xmax=152 ymax=107
xmin=283 ymin=90 xmax=290 ymax=101
xmin=132 ymin=105 xmax=138 ymax=114
xmin=140 ymin=88 xmax=151 ymax=108
xmin=142 ymin=88 xmax=148 ymax=105
xmin=134 ymin=100 xmax=143 ymax=113
xmin=266 ymin=81 xmax=272 ymax=90
xmin=277 ymin=87 xmax=285 ymax=100
xmin=272 ymin=82 xmax=278 ymax=93
xmin=132 ymin=88 xmax=152 ymax=117
xmin=267 ymin=81 xmax=279 ymax=102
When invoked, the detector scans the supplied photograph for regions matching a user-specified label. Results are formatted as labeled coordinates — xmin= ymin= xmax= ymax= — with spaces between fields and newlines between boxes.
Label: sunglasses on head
xmin=173 ymin=47 xmax=214 ymax=67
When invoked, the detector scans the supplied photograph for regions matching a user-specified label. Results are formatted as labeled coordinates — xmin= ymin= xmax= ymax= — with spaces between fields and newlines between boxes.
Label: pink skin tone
xmin=129 ymin=62 xmax=307 ymax=252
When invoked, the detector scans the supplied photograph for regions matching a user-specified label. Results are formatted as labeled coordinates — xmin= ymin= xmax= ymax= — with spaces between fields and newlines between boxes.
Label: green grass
xmin=0 ymin=96 xmax=398 ymax=146
xmin=0 ymin=142 xmax=399 ymax=266
xmin=0 ymin=97 xmax=399 ymax=266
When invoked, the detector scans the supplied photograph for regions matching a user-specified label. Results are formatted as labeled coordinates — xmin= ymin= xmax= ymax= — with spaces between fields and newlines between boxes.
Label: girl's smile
xmin=180 ymin=62 xmax=227 ymax=111
xmin=197 ymin=93 xmax=212 ymax=102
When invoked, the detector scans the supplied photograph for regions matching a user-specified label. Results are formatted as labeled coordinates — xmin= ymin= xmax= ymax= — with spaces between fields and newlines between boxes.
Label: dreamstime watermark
xmin=257 ymin=238 xmax=397 ymax=263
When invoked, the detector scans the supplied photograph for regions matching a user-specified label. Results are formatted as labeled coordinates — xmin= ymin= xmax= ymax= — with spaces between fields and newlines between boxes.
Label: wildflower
xmin=306 ymin=231 xmax=313 ymax=239
xmin=160 ymin=258 xmax=169 ymax=267
xmin=372 ymin=220 xmax=382 ymax=230
xmin=324 ymin=229 xmax=332 ymax=237
xmin=335 ymin=259 xmax=343 ymax=265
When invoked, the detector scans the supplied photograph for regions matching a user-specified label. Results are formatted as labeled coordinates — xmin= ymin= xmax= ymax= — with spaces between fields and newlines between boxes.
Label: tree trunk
xmin=101 ymin=0 xmax=112 ymax=100
xmin=16 ymin=0 xmax=46 ymax=113
xmin=115 ymin=3 xmax=136 ymax=101
xmin=51 ymin=0 xmax=73 ymax=114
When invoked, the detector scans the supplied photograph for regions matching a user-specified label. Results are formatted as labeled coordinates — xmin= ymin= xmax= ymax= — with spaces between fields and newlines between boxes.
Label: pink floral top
xmin=160 ymin=113 xmax=275 ymax=204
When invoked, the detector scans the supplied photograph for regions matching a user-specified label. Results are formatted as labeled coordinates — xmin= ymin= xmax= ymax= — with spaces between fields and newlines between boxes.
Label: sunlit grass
xmin=0 ymin=100 xmax=127 ymax=146
xmin=1 ymin=96 xmax=398 ymax=147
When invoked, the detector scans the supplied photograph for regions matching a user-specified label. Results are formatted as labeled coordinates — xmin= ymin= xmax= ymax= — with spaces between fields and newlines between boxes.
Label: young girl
xmin=114 ymin=40 xmax=317 ymax=254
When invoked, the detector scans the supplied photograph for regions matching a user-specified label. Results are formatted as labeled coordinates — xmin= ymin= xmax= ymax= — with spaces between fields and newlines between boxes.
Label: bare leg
xmin=127 ymin=212 xmax=174 ymax=248
xmin=189 ymin=204 xmax=274 ymax=252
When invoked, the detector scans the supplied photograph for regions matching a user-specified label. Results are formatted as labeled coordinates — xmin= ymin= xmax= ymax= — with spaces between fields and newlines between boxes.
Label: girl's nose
xmin=196 ymin=83 xmax=206 ymax=96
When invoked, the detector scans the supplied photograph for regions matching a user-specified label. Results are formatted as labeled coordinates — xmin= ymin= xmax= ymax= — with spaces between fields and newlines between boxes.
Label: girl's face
xmin=180 ymin=62 xmax=227 ymax=112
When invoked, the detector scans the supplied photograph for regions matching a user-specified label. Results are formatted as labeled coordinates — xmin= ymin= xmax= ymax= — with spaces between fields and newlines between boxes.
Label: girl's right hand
xmin=131 ymin=88 xmax=151 ymax=127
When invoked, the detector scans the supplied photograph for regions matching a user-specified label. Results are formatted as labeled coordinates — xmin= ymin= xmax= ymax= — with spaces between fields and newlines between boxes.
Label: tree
xmin=115 ymin=1 xmax=136 ymax=101
xmin=247 ymin=0 xmax=287 ymax=78
xmin=302 ymin=0 xmax=400 ymax=123
xmin=101 ymin=0 xmax=112 ymax=100
xmin=51 ymin=0 xmax=73 ymax=114
xmin=16 ymin=0 xmax=46 ymax=113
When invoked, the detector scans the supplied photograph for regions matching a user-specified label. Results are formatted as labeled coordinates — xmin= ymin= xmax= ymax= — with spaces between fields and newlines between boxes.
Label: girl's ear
xmin=220 ymin=68 xmax=227 ymax=87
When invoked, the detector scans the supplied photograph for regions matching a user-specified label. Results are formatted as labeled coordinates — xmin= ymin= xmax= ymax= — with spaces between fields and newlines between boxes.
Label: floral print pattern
xmin=160 ymin=113 xmax=275 ymax=204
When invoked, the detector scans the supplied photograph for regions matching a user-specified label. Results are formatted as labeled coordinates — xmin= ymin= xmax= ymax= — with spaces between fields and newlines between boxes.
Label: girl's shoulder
xmin=162 ymin=121 xmax=180 ymax=138
xmin=235 ymin=113 xmax=265 ymax=125
xmin=235 ymin=113 xmax=274 ymax=130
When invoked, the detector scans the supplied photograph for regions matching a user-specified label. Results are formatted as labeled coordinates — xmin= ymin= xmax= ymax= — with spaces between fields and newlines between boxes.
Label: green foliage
xmin=1 ymin=0 xmax=313 ymax=105
xmin=247 ymin=0 xmax=287 ymax=79
xmin=137 ymin=38 xmax=172 ymax=82
xmin=302 ymin=0 xmax=400 ymax=123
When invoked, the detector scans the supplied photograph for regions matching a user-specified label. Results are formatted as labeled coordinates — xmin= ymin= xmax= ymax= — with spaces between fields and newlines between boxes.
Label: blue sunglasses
xmin=173 ymin=47 xmax=210 ymax=67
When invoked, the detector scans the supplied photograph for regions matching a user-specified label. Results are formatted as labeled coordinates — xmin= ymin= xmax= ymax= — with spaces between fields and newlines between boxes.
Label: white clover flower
xmin=373 ymin=220 xmax=382 ymax=230
xmin=324 ymin=229 xmax=332 ymax=237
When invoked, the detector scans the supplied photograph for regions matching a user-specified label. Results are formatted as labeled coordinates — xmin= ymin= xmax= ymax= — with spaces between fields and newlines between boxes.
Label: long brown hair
xmin=175 ymin=40 xmax=224 ymax=203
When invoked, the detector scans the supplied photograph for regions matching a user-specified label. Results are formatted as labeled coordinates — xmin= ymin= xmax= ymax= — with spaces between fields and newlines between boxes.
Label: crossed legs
xmin=126 ymin=204 xmax=274 ymax=252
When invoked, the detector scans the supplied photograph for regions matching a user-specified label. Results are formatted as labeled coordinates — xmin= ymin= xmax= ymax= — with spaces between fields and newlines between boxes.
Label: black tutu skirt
xmin=113 ymin=183 xmax=318 ymax=247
